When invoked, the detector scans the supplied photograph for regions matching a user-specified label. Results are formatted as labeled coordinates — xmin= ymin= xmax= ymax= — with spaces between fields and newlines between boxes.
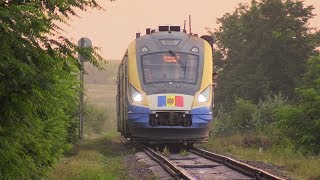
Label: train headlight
xmin=198 ymin=86 xmax=210 ymax=103
xmin=130 ymin=85 xmax=143 ymax=102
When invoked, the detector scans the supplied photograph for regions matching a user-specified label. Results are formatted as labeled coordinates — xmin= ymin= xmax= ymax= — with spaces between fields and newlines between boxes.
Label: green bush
xmin=213 ymin=95 xmax=286 ymax=135
xmin=274 ymin=56 xmax=320 ymax=155
xmin=83 ymin=103 xmax=109 ymax=136
xmin=231 ymin=99 xmax=257 ymax=132
xmin=0 ymin=56 xmax=79 ymax=178
xmin=211 ymin=107 xmax=233 ymax=136
xmin=253 ymin=94 xmax=287 ymax=129
xmin=0 ymin=0 xmax=104 ymax=178
xmin=212 ymin=94 xmax=288 ymax=148
xmin=212 ymin=99 xmax=257 ymax=136
xmin=212 ymin=57 xmax=320 ymax=154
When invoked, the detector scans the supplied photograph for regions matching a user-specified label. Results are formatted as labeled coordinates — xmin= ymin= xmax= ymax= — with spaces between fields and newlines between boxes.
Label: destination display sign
xmin=163 ymin=55 xmax=180 ymax=63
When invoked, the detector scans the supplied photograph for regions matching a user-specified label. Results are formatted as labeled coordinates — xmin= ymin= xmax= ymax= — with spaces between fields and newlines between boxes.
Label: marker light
xmin=160 ymin=39 xmax=181 ymax=46
xmin=141 ymin=46 xmax=149 ymax=53
xmin=131 ymin=85 xmax=142 ymax=102
xmin=190 ymin=47 xmax=199 ymax=53
xmin=198 ymin=86 xmax=210 ymax=103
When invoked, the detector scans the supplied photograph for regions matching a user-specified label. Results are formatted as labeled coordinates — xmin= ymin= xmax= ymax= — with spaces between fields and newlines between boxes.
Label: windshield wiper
xmin=169 ymin=50 xmax=186 ymax=71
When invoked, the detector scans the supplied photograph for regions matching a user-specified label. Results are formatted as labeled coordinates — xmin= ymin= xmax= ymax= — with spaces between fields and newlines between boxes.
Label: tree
xmin=213 ymin=0 xmax=320 ymax=108
xmin=274 ymin=56 xmax=320 ymax=154
xmin=0 ymin=0 xmax=104 ymax=178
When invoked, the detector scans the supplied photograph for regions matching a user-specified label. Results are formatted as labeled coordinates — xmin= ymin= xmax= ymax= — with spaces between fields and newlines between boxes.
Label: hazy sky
xmin=62 ymin=0 xmax=320 ymax=59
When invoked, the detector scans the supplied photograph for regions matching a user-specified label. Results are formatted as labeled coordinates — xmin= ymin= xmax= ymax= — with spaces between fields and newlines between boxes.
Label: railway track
xmin=128 ymin=139 xmax=283 ymax=180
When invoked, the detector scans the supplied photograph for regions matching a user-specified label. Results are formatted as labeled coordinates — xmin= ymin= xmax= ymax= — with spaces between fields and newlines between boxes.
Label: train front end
xmin=126 ymin=30 xmax=213 ymax=143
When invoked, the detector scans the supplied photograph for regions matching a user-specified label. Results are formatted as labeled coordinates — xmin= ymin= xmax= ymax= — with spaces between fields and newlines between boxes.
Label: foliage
xmin=0 ymin=0 xmax=105 ymax=178
xmin=212 ymin=99 xmax=256 ymax=136
xmin=274 ymin=56 xmax=320 ymax=154
xmin=212 ymin=56 xmax=320 ymax=154
xmin=253 ymin=93 xmax=287 ymax=129
xmin=83 ymin=103 xmax=109 ymax=136
xmin=213 ymin=0 xmax=320 ymax=108
xmin=211 ymin=94 xmax=288 ymax=145
xmin=231 ymin=99 xmax=257 ymax=132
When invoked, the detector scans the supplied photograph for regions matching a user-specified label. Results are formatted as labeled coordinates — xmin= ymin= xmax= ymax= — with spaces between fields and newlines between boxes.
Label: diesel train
xmin=116 ymin=26 xmax=214 ymax=143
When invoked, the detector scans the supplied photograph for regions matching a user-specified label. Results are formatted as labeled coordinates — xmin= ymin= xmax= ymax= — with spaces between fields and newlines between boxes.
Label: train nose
xmin=126 ymin=104 xmax=213 ymax=142
xmin=149 ymin=112 xmax=192 ymax=127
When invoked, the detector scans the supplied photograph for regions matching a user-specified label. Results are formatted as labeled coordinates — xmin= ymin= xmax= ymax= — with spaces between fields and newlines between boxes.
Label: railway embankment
xmin=201 ymin=135 xmax=320 ymax=179
xmin=125 ymin=141 xmax=286 ymax=179
xmin=47 ymin=61 xmax=158 ymax=179
xmin=48 ymin=61 xmax=319 ymax=179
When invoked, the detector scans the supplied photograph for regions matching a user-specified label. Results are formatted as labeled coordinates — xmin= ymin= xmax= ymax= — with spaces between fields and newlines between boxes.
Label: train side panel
xmin=117 ymin=53 xmax=130 ymax=136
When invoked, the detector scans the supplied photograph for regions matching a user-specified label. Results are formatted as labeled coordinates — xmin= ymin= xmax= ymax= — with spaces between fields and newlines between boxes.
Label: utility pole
xmin=189 ymin=14 xmax=192 ymax=35
xmin=78 ymin=37 xmax=92 ymax=139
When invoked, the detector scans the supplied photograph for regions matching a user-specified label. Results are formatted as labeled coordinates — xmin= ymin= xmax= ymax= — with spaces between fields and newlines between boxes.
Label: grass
xmin=202 ymin=135 xmax=320 ymax=179
xmin=48 ymin=59 xmax=157 ymax=179
xmin=46 ymin=132 xmax=127 ymax=180
xmin=178 ymin=149 xmax=190 ymax=157
xmin=162 ymin=146 xmax=170 ymax=157
xmin=46 ymin=60 xmax=137 ymax=179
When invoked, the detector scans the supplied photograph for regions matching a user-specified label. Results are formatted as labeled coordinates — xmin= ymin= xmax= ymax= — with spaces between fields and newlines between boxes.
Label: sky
xmin=62 ymin=0 xmax=320 ymax=60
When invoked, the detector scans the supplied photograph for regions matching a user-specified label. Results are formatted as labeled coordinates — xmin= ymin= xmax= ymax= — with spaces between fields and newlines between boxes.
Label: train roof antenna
xmin=189 ymin=14 xmax=192 ymax=35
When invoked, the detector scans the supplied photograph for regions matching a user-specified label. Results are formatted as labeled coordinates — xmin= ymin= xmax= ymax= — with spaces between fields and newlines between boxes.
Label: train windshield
xmin=141 ymin=52 xmax=199 ymax=84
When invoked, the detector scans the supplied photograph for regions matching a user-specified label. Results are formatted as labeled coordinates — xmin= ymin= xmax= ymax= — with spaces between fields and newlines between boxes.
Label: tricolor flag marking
xmin=158 ymin=96 xmax=184 ymax=107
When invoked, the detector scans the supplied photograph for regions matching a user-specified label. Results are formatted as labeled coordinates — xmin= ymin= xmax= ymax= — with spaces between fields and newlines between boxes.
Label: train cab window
xmin=141 ymin=52 xmax=199 ymax=84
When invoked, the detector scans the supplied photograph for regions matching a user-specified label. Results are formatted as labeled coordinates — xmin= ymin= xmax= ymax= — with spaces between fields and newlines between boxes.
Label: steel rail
xmin=127 ymin=139 xmax=194 ymax=180
xmin=188 ymin=147 xmax=284 ymax=180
